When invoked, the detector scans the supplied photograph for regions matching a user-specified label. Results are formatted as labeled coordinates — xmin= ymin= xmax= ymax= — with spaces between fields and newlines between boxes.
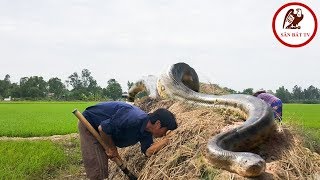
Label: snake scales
xmin=128 ymin=62 xmax=276 ymax=177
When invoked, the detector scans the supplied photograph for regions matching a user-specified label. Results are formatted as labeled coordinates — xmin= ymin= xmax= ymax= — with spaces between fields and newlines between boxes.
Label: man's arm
xmin=98 ymin=125 xmax=120 ymax=160
xmin=145 ymin=137 xmax=169 ymax=157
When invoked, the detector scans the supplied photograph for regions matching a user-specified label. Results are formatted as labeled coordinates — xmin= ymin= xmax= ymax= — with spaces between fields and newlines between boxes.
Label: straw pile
xmin=108 ymin=97 xmax=320 ymax=180
xmin=199 ymin=83 xmax=229 ymax=95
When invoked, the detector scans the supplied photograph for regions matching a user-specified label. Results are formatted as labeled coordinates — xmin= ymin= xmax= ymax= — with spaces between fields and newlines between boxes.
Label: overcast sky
xmin=0 ymin=0 xmax=319 ymax=92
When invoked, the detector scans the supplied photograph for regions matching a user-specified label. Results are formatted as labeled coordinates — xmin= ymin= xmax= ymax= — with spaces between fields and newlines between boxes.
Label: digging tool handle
xmin=72 ymin=109 xmax=137 ymax=180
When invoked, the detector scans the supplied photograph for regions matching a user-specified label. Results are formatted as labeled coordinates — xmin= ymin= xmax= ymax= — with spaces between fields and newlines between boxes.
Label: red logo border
xmin=272 ymin=2 xmax=318 ymax=48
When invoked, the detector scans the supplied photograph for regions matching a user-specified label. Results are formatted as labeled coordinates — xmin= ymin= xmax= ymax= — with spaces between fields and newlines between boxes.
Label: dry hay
xmin=199 ymin=83 xmax=229 ymax=95
xmin=108 ymin=98 xmax=320 ymax=180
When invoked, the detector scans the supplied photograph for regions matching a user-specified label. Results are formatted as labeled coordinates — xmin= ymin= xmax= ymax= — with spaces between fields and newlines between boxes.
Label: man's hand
xmin=162 ymin=137 xmax=170 ymax=144
xmin=98 ymin=125 xmax=120 ymax=160
xmin=166 ymin=130 xmax=174 ymax=138
xmin=105 ymin=147 xmax=120 ymax=159
xmin=145 ymin=137 xmax=170 ymax=157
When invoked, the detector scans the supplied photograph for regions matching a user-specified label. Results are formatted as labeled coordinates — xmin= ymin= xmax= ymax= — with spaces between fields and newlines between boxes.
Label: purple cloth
xmin=257 ymin=93 xmax=283 ymax=120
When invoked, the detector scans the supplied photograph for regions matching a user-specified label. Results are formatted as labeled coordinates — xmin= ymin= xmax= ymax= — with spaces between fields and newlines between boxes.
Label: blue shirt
xmin=82 ymin=101 xmax=153 ymax=154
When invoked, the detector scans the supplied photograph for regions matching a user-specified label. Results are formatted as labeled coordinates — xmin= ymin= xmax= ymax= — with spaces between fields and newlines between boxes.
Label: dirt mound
xmin=108 ymin=98 xmax=320 ymax=180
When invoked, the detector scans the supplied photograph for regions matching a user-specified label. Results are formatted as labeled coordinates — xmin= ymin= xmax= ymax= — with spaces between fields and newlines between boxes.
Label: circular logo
xmin=272 ymin=2 xmax=318 ymax=47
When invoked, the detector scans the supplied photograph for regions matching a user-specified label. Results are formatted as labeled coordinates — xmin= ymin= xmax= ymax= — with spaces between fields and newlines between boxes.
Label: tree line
xmin=240 ymin=85 xmax=320 ymax=104
xmin=0 ymin=71 xmax=319 ymax=103
xmin=0 ymin=69 xmax=129 ymax=101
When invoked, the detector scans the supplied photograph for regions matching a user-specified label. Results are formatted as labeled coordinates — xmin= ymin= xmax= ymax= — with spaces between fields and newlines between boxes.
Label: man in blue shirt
xmin=78 ymin=101 xmax=177 ymax=180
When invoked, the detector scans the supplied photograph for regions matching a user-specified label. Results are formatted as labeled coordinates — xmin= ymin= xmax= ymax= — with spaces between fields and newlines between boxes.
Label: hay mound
xmin=199 ymin=83 xmax=230 ymax=95
xmin=108 ymin=98 xmax=320 ymax=180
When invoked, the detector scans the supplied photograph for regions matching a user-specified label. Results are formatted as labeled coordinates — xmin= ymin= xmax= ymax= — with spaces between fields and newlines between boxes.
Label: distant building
xmin=4 ymin=96 xmax=11 ymax=101
xmin=47 ymin=93 xmax=55 ymax=98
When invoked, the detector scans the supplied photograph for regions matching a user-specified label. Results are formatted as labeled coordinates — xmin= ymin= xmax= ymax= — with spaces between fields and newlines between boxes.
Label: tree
xmin=10 ymin=83 xmax=21 ymax=98
xmin=317 ymin=88 xmax=320 ymax=99
xmin=127 ymin=81 xmax=134 ymax=90
xmin=81 ymin=69 xmax=92 ymax=88
xmin=67 ymin=72 xmax=82 ymax=90
xmin=0 ymin=74 xmax=11 ymax=98
xmin=88 ymin=79 xmax=103 ymax=101
xmin=87 ymin=77 xmax=100 ymax=94
xmin=276 ymin=86 xmax=291 ymax=103
xmin=105 ymin=79 xmax=122 ymax=100
xmin=223 ymin=87 xmax=237 ymax=94
xmin=304 ymin=85 xmax=319 ymax=100
xmin=4 ymin=74 xmax=10 ymax=83
xmin=48 ymin=77 xmax=66 ymax=99
xmin=242 ymin=88 xmax=254 ymax=95
xmin=0 ymin=80 xmax=6 ymax=98
xmin=292 ymin=85 xmax=303 ymax=100
xmin=20 ymin=77 xmax=29 ymax=86
xmin=66 ymin=69 xmax=102 ymax=100
xmin=20 ymin=76 xmax=47 ymax=99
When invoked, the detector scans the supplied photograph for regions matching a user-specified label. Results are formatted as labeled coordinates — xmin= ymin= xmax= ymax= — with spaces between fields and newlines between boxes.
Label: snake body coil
xmin=128 ymin=63 xmax=276 ymax=177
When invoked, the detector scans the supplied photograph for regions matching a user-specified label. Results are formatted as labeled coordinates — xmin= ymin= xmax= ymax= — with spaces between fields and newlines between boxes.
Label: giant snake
xmin=128 ymin=62 xmax=276 ymax=177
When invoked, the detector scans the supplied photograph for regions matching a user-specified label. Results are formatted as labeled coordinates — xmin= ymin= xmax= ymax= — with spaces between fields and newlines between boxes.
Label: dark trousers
xmin=78 ymin=121 xmax=109 ymax=180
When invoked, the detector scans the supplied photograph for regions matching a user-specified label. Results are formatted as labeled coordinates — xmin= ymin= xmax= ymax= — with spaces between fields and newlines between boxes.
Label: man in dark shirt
xmin=78 ymin=101 xmax=177 ymax=180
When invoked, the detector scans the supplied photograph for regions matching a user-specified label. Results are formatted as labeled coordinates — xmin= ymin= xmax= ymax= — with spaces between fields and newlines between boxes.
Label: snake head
xmin=232 ymin=152 xmax=266 ymax=177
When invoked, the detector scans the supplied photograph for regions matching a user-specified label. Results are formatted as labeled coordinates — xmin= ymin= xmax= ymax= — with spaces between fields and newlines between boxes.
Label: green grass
xmin=283 ymin=104 xmax=320 ymax=146
xmin=0 ymin=102 xmax=96 ymax=137
xmin=0 ymin=140 xmax=67 ymax=180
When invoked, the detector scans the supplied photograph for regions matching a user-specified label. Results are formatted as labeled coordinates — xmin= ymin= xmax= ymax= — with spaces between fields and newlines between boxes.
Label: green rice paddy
xmin=0 ymin=140 xmax=67 ymax=179
xmin=283 ymin=104 xmax=320 ymax=143
xmin=0 ymin=102 xmax=319 ymax=140
xmin=0 ymin=102 xmax=96 ymax=137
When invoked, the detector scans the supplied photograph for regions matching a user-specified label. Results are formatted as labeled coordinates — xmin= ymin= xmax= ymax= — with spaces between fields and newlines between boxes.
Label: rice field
xmin=283 ymin=104 xmax=320 ymax=143
xmin=0 ymin=102 xmax=319 ymax=139
xmin=0 ymin=102 xmax=96 ymax=137
xmin=0 ymin=140 xmax=67 ymax=179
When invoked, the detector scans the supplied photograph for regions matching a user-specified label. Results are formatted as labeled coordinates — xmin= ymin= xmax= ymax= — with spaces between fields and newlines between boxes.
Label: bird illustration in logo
xmin=283 ymin=8 xmax=304 ymax=29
